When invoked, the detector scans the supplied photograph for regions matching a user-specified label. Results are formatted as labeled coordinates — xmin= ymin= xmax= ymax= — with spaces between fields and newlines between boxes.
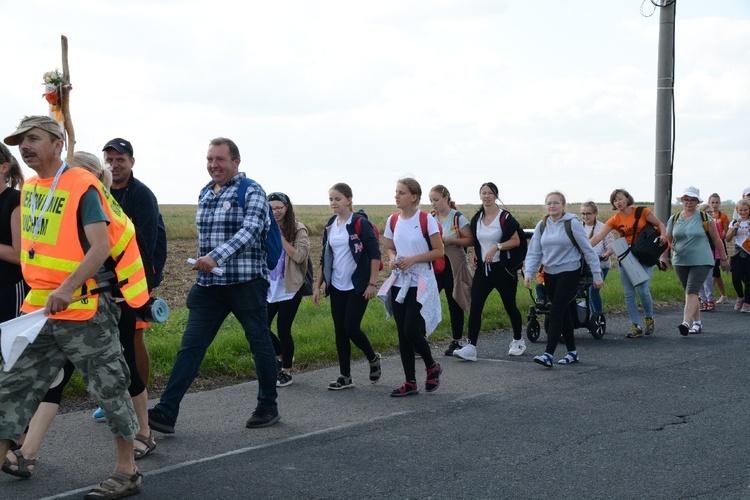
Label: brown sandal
xmin=84 ymin=470 xmax=142 ymax=499
xmin=2 ymin=449 xmax=36 ymax=478
xmin=133 ymin=431 xmax=156 ymax=460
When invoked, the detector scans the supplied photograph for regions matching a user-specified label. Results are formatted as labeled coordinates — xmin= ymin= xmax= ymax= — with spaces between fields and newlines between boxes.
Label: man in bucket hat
xmin=0 ymin=115 xmax=146 ymax=498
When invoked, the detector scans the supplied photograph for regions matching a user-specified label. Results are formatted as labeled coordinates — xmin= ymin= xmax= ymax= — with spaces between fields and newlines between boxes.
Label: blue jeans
xmin=619 ymin=263 xmax=654 ymax=325
xmin=156 ymin=280 xmax=278 ymax=422
xmin=589 ymin=268 xmax=609 ymax=314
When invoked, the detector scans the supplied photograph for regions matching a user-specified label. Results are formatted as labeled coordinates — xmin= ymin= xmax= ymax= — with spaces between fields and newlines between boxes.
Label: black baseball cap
xmin=102 ymin=138 xmax=134 ymax=156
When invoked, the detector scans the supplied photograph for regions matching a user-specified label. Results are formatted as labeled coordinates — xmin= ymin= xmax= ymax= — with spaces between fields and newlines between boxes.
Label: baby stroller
xmin=525 ymin=278 xmax=606 ymax=343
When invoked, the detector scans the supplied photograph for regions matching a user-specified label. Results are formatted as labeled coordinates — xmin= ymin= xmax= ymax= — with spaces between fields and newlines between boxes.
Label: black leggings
xmin=390 ymin=286 xmax=436 ymax=382
xmin=329 ymin=286 xmax=376 ymax=377
xmin=435 ymin=258 xmax=464 ymax=339
xmin=543 ymin=270 xmax=581 ymax=356
xmin=467 ymin=261 xmax=522 ymax=345
xmin=42 ymin=301 xmax=145 ymax=404
xmin=730 ymin=254 xmax=750 ymax=301
xmin=268 ymin=292 xmax=303 ymax=370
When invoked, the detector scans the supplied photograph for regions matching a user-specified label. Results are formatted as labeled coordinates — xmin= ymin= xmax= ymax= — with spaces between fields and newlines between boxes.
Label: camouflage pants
xmin=0 ymin=293 xmax=138 ymax=442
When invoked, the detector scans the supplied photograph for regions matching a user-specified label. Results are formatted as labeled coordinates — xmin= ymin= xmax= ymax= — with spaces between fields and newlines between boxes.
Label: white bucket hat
xmin=676 ymin=186 xmax=702 ymax=203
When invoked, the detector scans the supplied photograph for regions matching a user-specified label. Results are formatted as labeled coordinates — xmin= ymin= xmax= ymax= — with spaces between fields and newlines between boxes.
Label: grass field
xmin=62 ymin=201 xmax=731 ymax=398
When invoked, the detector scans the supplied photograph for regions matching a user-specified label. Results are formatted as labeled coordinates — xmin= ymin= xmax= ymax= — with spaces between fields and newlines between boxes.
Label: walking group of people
xmin=1 ymin=114 xmax=749 ymax=499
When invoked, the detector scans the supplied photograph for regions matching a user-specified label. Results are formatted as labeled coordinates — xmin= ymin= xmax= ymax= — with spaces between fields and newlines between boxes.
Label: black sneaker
xmin=277 ymin=371 xmax=293 ymax=387
xmin=444 ymin=341 xmax=462 ymax=356
xmin=369 ymin=353 xmax=382 ymax=383
xmin=245 ymin=408 xmax=280 ymax=428
xmin=148 ymin=407 xmax=176 ymax=434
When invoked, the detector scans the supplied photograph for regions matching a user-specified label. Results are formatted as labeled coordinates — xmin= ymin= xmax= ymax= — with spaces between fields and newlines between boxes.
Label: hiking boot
xmin=453 ymin=343 xmax=477 ymax=361
xmin=626 ymin=325 xmax=643 ymax=339
xmin=533 ymin=353 xmax=553 ymax=368
xmin=444 ymin=340 xmax=463 ymax=357
xmin=245 ymin=408 xmax=280 ymax=428
xmin=369 ymin=353 xmax=382 ymax=383
xmin=277 ymin=371 xmax=293 ymax=387
xmin=557 ymin=351 xmax=579 ymax=364
xmin=425 ymin=363 xmax=442 ymax=393
xmin=390 ymin=381 xmax=419 ymax=397
xmin=148 ymin=407 xmax=176 ymax=434
xmin=328 ymin=375 xmax=354 ymax=391
xmin=644 ymin=318 xmax=655 ymax=336
xmin=508 ymin=339 xmax=526 ymax=356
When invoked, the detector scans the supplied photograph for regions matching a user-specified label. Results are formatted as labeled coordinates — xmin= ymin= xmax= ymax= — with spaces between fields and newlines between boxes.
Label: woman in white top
xmin=379 ymin=178 xmax=444 ymax=397
xmin=725 ymin=199 xmax=750 ymax=312
xmin=580 ymin=201 xmax=613 ymax=314
xmin=429 ymin=185 xmax=473 ymax=356
xmin=267 ymin=192 xmax=310 ymax=387
xmin=313 ymin=183 xmax=382 ymax=390
xmin=453 ymin=182 xmax=526 ymax=361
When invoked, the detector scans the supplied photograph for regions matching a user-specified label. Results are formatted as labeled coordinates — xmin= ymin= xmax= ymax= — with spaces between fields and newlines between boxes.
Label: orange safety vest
xmin=20 ymin=167 xmax=149 ymax=320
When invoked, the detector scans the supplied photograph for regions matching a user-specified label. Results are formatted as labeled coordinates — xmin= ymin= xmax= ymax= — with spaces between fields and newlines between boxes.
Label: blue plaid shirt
xmin=196 ymin=173 xmax=270 ymax=286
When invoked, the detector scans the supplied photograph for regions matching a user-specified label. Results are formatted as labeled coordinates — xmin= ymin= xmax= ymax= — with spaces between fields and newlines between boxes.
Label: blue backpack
xmin=237 ymin=177 xmax=283 ymax=270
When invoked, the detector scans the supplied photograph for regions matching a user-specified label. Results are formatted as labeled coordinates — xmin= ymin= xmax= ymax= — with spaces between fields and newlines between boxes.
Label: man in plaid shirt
xmin=148 ymin=137 xmax=280 ymax=433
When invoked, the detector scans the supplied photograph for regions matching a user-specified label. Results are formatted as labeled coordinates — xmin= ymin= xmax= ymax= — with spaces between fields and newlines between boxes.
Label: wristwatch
xmin=496 ymin=243 xmax=502 ymax=251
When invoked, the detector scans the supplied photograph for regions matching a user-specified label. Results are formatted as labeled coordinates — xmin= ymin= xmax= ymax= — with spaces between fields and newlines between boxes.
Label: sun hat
xmin=4 ymin=115 xmax=64 ymax=145
xmin=676 ymin=186 xmax=702 ymax=203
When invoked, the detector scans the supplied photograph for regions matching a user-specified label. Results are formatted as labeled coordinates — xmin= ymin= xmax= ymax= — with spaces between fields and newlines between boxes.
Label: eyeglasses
xmin=581 ymin=212 xmax=594 ymax=216
xmin=546 ymin=201 xmax=562 ymax=206
xmin=681 ymin=198 xmax=699 ymax=204
xmin=271 ymin=206 xmax=285 ymax=212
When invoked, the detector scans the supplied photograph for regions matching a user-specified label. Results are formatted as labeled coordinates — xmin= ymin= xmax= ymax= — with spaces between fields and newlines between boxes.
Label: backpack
xmin=470 ymin=209 xmax=527 ymax=274
xmin=353 ymin=209 xmax=383 ymax=271
xmin=539 ymin=216 xmax=592 ymax=280
xmin=389 ymin=211 xmax=445 ymax=274
xmin=432 ymin=210 xmax=468 ymax=254
xmin=237 ymin=177 xmax=282 ymax=271
xmin=630 ymin=206 xmax=668 ymax=267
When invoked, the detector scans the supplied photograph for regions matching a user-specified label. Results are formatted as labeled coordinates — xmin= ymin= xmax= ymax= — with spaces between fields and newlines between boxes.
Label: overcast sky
xmin=3 ymin=1 xmax=749 ymax=207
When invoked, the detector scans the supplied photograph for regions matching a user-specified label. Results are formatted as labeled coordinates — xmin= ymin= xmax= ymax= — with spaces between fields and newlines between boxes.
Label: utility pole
xmin=653 ymin=1 xmax=676 ymax=223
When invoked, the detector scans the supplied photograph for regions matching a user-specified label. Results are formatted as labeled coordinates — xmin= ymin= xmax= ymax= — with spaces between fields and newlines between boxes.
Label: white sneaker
xmin=508 ymin=339 xmax=526 ymax=356
xmin=453 ymin=343 xmax=477 ymax=361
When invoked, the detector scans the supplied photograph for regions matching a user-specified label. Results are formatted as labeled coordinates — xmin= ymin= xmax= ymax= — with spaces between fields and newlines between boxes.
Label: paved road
xmin=3 ymin=304 xmax=749 ymax=499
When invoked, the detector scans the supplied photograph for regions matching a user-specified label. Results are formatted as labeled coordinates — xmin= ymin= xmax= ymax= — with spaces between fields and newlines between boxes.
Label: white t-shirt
xmin=267 ymin=250 xmax=297 ymax=303
xmin=476 ymin=210 xmax=503 ymax=263
xmin=732 ymin=219 xmax=749 ymax=250
xmin=385 ymin=210 xmax=440 ymax=287
xmin=329 ymin=214 xmax=356 ymax=291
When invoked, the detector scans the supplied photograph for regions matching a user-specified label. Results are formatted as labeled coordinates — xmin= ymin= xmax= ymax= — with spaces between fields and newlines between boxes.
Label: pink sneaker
xmin=735 ymin=299 xmax=745 ymax=311
xmin=742 ymin=303 xmax=750 ymax=313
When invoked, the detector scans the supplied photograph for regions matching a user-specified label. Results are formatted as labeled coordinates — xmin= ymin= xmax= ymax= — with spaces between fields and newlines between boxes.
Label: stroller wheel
xmin=589 ymin=312 xmax=606 ymax=339
xmin=526 ymin=318 xmax=541 ymax=343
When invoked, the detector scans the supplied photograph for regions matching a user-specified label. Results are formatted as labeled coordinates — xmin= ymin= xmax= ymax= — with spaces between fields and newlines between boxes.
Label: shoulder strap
xmin=419 ymin=211 xmax=428 ymax=237
xmin=499 ymin=210 xmax=509 ymax=229
xmin=236 ymin=177 xmax=253 ymax=213
xmin=540 ymin=215 xmax=548 ymax=235
xmin=352 ymin=213 xmax=362 ymax=236
xmin=631 ymin=206 xmax=645 ymax=245
xmin=700 ymin=210 xmax=709 ymax=233
xmin=564 ymin=219 xmax=582 ymax=253
xmin=389 ymin=212 xmax=399 ymax=233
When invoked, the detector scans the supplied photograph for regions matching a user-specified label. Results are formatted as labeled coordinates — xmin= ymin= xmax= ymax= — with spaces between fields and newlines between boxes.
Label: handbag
xmin=630 ymin=207 xmax=668 ymax=267
xmin=299 ymin=256 xmax=314 ymax=296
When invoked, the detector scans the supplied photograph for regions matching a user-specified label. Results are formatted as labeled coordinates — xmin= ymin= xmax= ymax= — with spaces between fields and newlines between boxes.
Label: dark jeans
xmin=467 ymin=261 xmax=522 ymax=344
xmin=329 ymin=286 xmax=376 ymax=377
xmin=268 ymin=292 xmax=303 ymax=370
xmin=544 ymin=270 xmax=581 ymax=355
xmin=155 ymin=280 xmax=278 ymax=422
xmin=730 ymin=254 xmax=750 ymax=301
xmin=390 ymin=286 xmax=435 ymax=382
xmin=435 ymin=257 xmax=464 ymax=339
